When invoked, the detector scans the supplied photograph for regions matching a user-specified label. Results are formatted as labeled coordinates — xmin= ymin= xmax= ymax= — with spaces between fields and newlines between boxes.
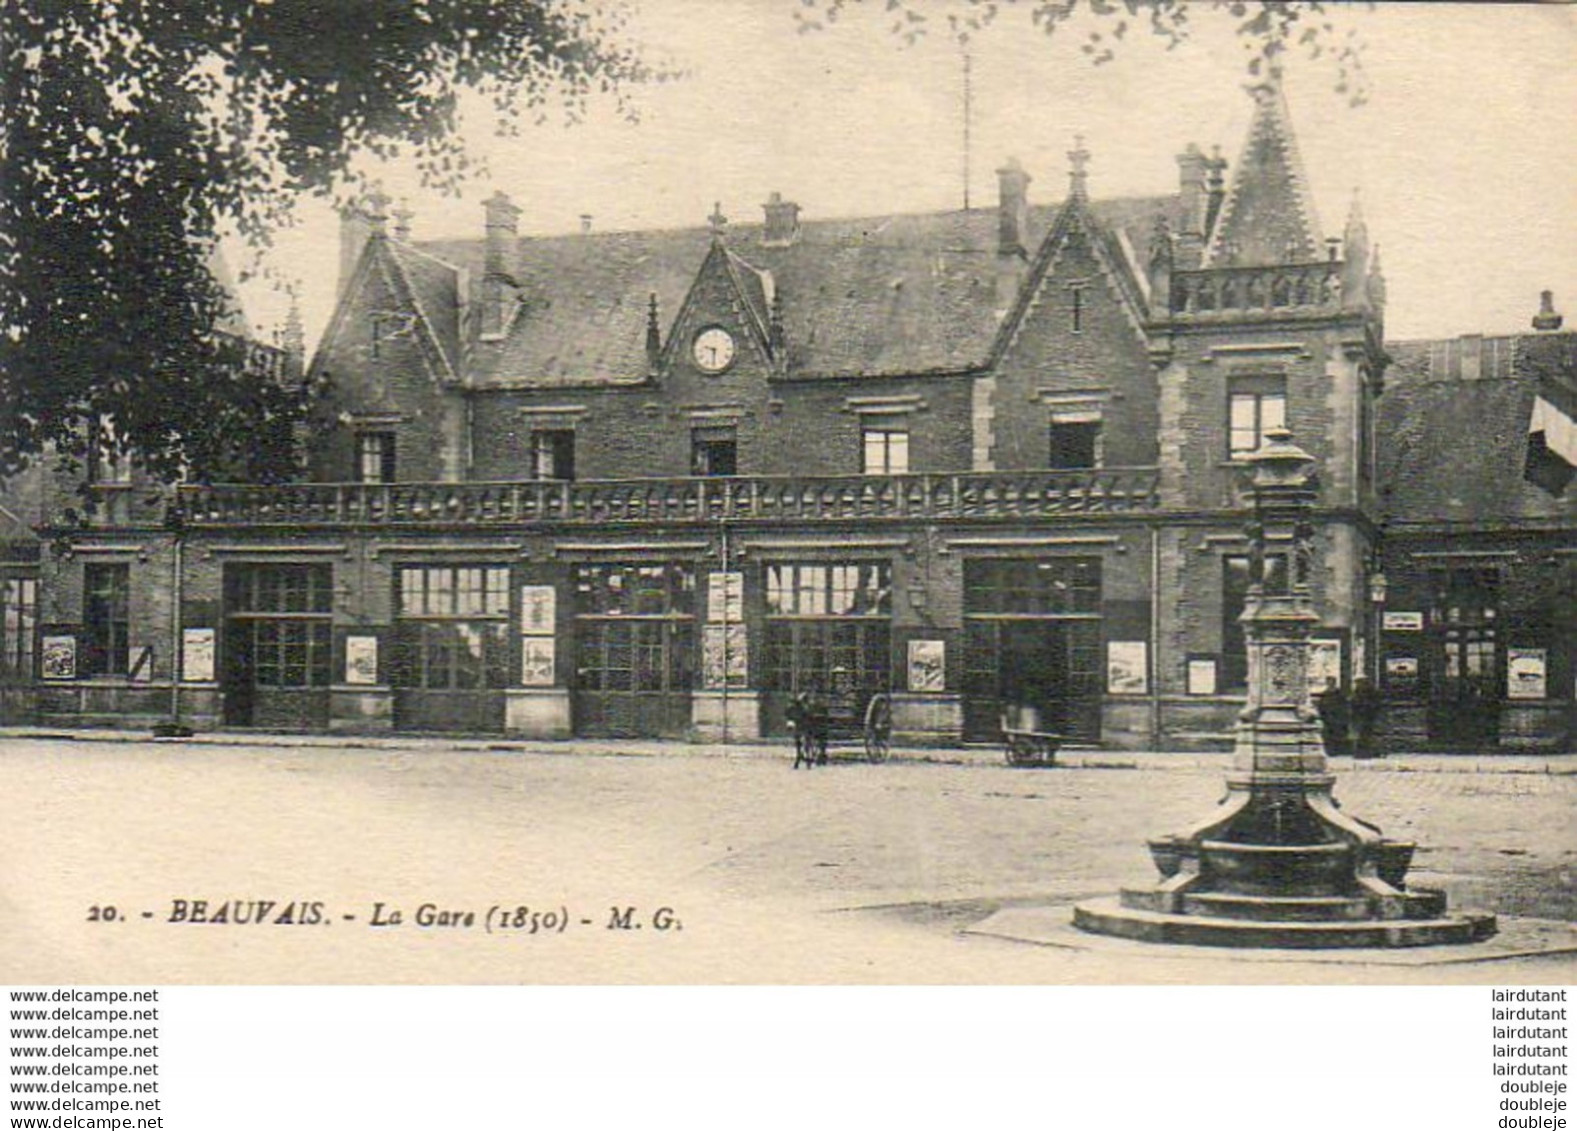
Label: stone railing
xmin=1170 ymin=261 xmax=1343 ymax=318
xmin=176 ymin=467 xmax=1162 ymax=529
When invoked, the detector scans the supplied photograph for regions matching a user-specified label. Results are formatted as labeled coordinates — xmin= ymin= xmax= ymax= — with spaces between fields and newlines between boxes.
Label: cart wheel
xmin=863 ymin=693 xmax=892 ymax=763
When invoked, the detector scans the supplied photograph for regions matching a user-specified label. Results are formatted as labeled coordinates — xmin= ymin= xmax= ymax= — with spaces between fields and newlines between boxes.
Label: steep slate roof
xmin=406 ymin=193 xmax=1183 ymax=387
xmin=1204 ymin=81 xmax=1323 ymax=268
xmin=1379 ymin=331 xmax=1577 ymax=528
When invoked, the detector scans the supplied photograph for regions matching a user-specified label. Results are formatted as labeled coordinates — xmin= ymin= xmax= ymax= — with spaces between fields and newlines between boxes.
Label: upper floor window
xmin=531 ymin=429 xmax=575 ymax=481
xmin=357 ymin=432 xmax=396 ymax=484
xmin=862 ymin=426 xmax=909 ymax=475
xmin=1070 ymin=285 xmax=1084 ymax=333
xmin=691 ymin=428 xmax=738 ymax=477
xmin=1049 ymin=417 xmax=1102 ymax=470
xmin=1228 ymin=377 xmax=1287 ymax=458
xmin=82 ymin=563 xmax=130 ymax=677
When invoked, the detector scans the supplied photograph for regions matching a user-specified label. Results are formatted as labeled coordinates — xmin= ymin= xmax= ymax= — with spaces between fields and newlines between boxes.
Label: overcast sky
xmin=239 ymin=1 xmax=1577 ymax=351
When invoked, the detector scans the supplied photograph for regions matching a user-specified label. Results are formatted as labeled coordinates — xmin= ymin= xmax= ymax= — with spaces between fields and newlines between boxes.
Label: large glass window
xmin=963 ymin=557 xmax=1101 ymax=616
xmin=1 ymin=577 xmax=37 ymax=677
xmin=1228 ymin=378 xmax=1287 ymax=457
xmin=572 ymin=564 xmax=695 ymax=694
xmin=227 ymin=564 xmax=333 ymax=688
xmin=394 ymin=566 xmax=512 ymax=690
xmin=763 ymin=562 xmax=891 ymax=698
xmin=82 ymin=563 xmax=130 ymax=676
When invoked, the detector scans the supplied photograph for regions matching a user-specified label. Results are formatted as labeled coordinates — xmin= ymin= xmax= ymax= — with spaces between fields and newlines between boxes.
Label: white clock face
xmin=692 ymin=327 xmax=736 ymax=373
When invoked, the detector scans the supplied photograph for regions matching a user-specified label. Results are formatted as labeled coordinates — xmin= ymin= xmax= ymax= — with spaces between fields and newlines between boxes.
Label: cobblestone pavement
xmin=0 ymin=736 xmax=1571 ymax=985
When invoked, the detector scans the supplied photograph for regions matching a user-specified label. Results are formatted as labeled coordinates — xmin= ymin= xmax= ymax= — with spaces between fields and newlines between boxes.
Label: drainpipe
xmin=1149 ymin=524 xmax=1162 ymax=750
xmin=719 ymin=518 xmax=731 ymax=745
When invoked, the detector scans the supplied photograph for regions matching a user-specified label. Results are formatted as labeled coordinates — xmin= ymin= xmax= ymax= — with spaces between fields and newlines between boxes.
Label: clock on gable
xmin=691 ymin=326 xmax=736 ymax=374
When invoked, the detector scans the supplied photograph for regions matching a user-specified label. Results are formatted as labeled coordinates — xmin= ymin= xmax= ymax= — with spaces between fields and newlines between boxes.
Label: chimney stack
xmin=481 ymin=191 xmax=521 ymax=340
xmin=761 ymin=192 xmax=800 ymax=247
xmin=1204 ymin=146 xmax=1227 ymax=238
xmin=995 ymin=159 xmax=1031 ymax=258
xmin=1176 ymin=144 xmax=1208 ymax=239
xmin=1533 ymin=290 xmax=1564 ymax=332
xmin=337 ymin=190 xmax=390 ymax=298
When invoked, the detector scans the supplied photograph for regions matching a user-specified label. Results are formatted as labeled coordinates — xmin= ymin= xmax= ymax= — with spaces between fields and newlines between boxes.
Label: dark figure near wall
xmin=786 ymin=693 xmax=829 ymax=769
xmin=1314 ymin=678 xmax=1351 ymax=758
xmin=1349 ymin=677 xmax=1382 ymax=760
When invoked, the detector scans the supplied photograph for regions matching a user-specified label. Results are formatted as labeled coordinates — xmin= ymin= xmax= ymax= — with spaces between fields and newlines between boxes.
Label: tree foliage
xmin=0 ymin=0 xmax=653 ymax=483
xmin=795 ymin=1 xmax=1371 ymax=102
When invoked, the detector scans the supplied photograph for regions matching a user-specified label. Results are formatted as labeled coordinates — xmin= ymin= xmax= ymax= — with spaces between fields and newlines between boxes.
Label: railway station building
xmin=2 ymin=83 xmax=1572 ymax=752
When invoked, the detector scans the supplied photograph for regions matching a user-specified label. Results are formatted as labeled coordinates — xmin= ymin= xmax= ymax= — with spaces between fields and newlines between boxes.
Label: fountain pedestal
xmin=1075 ymin=430 xmax=1495 ymax=948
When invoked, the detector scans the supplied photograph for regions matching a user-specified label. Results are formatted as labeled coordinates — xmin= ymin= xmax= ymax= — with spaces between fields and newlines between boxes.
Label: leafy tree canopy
xmin=0 ymin=0 xmax=653 ymax=483
xmin=796 ymin=1 xmax=1370 ymax=101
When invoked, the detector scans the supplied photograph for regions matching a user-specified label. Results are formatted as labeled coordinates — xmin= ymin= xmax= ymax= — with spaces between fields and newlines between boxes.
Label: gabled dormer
xmin=982 ymin=139 xmax=1161 ymax=472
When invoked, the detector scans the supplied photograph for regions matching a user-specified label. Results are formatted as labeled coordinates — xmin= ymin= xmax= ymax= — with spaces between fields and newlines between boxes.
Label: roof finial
xmin=645 ymin=292 xmax=662 ymax=368
xmin=1068 ymin=135 xmax=1090 ymax=200
xmin=708 ymin=201 xmax=728 ymax=242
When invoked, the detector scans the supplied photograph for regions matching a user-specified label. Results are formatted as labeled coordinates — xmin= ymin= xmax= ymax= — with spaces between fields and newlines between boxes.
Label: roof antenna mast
xmin=962 ymin=48 xmax=973 ymax=212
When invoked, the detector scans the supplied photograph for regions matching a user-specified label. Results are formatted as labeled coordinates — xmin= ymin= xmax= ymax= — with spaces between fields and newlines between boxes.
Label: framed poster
xmin=519 ymin=585 xmax=556 ymax=636
xmin=41 ymin=635 xmax=76 ymax=681
xmin=1308 ymin=638 xmax=1343 ymax=690
xmin=1106 ymin=641 xmax=1147 ymax=695
xmin=345 ymin=634 xmax=379 ymax=686
xmin=1386 ymin=656 xmax=1419 ymax=679
xmin=706 ymin=571 xmax=743 ymax=624
xmin=1507 ymin=648 xmax=1547 ymax=700
xmin=1383 ymin=611 xmax=1424 ymax=631
xmin=907 ymin=639 xmax=945 ymax=693
xmin=521 ymin=637 xmax=556 ymax=687
xmin=1186 ymin=657 xmax=1217 ymax=697
xmin=182 ymin=627 xmax=215 ymax=683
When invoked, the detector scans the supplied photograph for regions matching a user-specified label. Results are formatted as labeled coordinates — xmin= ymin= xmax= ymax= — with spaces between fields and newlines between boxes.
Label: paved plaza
xmin=0 ymin=733 xmax=1572 ymax=984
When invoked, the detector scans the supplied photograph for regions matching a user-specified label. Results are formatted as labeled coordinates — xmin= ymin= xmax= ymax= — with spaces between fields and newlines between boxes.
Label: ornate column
xmin=1074 ymin=429 xmax=1495 ymax=947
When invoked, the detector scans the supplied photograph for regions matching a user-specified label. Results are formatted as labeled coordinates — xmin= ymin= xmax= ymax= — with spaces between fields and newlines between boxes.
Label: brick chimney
xmin=1204 ymin=147 xmax=1227 ymax=239
xmin=337 ymin=190 xmax=389 ymax=298
xmin=1533 ymin=290 xmax=1564 ymax=332
xmin=996 ymin=159 xmax=1031 ymax=258
xmin=1175 ymin=144 xmax=1208 ymax=266
xmin=481 ymin=191 xmax=521 ymax=340
xmin=761 ymin=192 xmax=801 ymax=247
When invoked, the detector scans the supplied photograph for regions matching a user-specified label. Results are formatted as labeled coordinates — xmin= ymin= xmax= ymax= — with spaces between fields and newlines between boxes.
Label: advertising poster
xmin=1105 ymin=641 xmax=1147 ymax=694
xmin=40 ymin=634 xmax=76 ymax=681
xmin=1506 ymin=647 xmax=1547 ymax=700
xmin=345 ymin=634 xmax=379 ymax=686
xmin=521 ymin=637 xmax=556 ymax=687
xmin=181 ymin=627 xmax=215 ymax=683
xmin=906 ymin=639 xmax=945 ymax=693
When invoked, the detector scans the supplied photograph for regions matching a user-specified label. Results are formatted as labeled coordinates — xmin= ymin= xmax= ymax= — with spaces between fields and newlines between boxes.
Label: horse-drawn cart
xmin=787 ymin=687 xmax=893 ymax=768
xmin=1000 ymin=703 xmax=1061 ymax=767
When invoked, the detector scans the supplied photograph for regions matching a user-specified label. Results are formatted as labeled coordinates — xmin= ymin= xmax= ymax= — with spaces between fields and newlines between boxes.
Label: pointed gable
xmin=1204 ymin=81 xmax=1323 ymax=267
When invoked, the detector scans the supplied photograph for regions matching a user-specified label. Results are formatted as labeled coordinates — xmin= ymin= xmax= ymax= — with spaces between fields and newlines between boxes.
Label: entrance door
xmin=221 ymin=563 xmax=332 ymax=729
xmin=962 ymin=557 xmax=1103 ymax=743
xmin=571 ymin=563 xmax=696 ymax=738
xmin=1426 ymin=567 xmax=1501 ymax=749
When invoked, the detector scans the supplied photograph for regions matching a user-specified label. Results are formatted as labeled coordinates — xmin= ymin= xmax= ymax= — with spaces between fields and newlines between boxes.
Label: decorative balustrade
xmin=1169 ymin=261 xmax=1343 ymax=318
xmin=176 ymin=467 xmax=1162 ymax=529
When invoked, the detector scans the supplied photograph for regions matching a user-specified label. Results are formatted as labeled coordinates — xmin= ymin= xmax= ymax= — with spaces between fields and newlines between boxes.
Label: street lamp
xmin=1074 ymin=428 xmax=1495 ymax=947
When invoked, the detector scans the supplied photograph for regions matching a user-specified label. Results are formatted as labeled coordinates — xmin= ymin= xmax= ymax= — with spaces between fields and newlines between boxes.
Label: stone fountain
xmin=1074 ymin=429 xmax=1496 ymax=948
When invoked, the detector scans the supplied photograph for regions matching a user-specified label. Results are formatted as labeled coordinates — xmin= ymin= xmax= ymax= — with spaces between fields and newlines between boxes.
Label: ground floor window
xmin=1 ymin=577 xmax=37 ymax=678
xmin=82 ymin=563 xmax=130 ymax=677
xmin=576 ymin=619 xmax=693 ymax=692
xmin=224 ymin=563 xmax=334 ymax=690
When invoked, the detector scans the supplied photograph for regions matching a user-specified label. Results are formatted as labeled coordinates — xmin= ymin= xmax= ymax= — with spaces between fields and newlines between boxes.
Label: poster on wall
xmin=1106 ymin=641 xmax=1148 ymax=695
xmin=1308 ymin=638 xmax=1343 ymax=690
xmin=1507 ymin=648 xmax=1548 ymax=700
xmin=519 ymin=586 xmax=556 ymax=636
xmin=345 ymin=635 xmax=379 ymax=686
xmin=181 ymin=628 xmax=214 ymax=683
xmin=1385 ymin=656 xmax=1418 ymax=680
xmin=706 ymin=571 xmax=744 ymax=624
xmin=1186 ymin=657 xmax=1217 ymax=697
xmin=702 ymin=624 xmax=748 ymax=689
xmin=521 ymin=637 xmax=556 ymax=687
xmin=907 ymin=639 xmax=945 ymax=693
xmin=41 ymin=635 xmax=76 ymax=681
